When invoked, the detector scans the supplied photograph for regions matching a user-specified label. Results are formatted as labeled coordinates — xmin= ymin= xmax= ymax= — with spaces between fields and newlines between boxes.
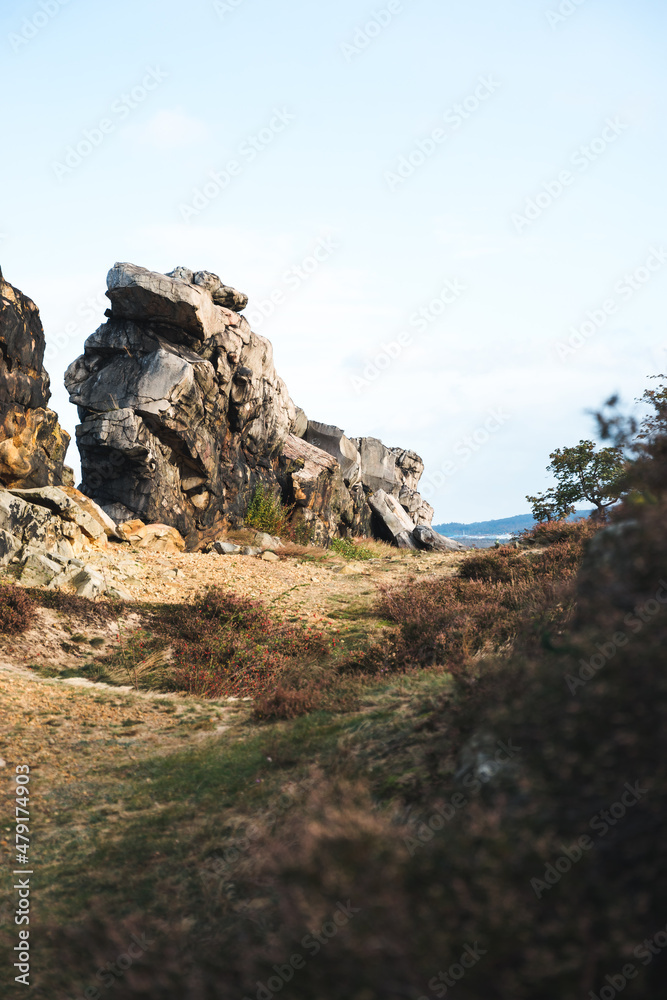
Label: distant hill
xmin=434 ymin=511 xmax=593 ymax=537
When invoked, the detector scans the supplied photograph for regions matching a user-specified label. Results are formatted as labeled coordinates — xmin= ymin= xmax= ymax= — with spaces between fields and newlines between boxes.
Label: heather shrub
xmin=342 ymin=531 xmax=592 ymax=677
xmin=521 ymin=517 xmax=596 ymax=548
xmin=0 ymin=583 xmax=36 ymax=634
xmin=146 ymin=588 xmax=335 ymax=699
xmin=253 ymin=683 xmax=323 ymax=720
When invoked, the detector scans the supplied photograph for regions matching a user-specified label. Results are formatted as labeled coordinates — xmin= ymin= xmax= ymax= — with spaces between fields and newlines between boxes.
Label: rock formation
xmin=66 ymin=262 xmax=460 ymax=552
xmin=0 ymin=268 xmax=70 ymax=488
xmin=0 ymin=484 xmax=132 ymax=598
xmin=65 ymin=263 xmax=297 ymax=550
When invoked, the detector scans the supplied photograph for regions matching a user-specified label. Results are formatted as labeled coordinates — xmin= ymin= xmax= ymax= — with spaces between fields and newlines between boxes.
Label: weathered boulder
xmin=291 ymin=407 xmax=308 ymax=439
xmin=280 ymin=434 xmax=352 ymax=545
xmin=0 ymin=487 xmax=133 ymax=600
xmin=0 ymin=488 xmax=97 ymax=560
xmin=393 ymin=448 xmax=424 ymax=493
xmin=413 ymin=525 xmax=465 ymax=553
xmin=66 ymin=263 xmax=296 ymax=549
xmin=0 ymin=527 xmax=21 ymax=565
xmin=16 ymin=549 xmax=64 ymax=588
xmin=213 ymin=540 xmax=242 ymax=555
xmin=0 ymin=268 xmax=70 ymax=488
xmin=117 ymin=520 xmax=186 ymax=553
xmin=253 ymin=531 xmax=284 ymax=551
xmin=306 ymin=421 xmax=362 ymax=487
xmin=7 ymin=486 xmax=111 ymax=546
xmin=369 ymin=489 xmax=419 ymax=549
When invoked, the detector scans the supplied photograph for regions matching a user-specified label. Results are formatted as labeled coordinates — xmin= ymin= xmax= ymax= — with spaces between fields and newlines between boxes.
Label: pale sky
xmin=2 ymin=0 xmax=665 ymax=521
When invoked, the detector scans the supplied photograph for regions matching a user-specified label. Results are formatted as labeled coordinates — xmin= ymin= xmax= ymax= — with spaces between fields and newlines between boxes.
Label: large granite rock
xmin=66 ymin=263 xmax=296 ymax=549
xmin=0 ymin=268 xmax=70 ymax=488
xmin=65 ymin=262 xmax=440 ymax=550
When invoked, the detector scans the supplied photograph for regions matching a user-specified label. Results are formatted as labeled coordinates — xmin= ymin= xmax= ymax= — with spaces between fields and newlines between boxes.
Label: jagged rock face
xmin=279 ymin=435 xmax=372 ymax=545
xmin=0 ymin=268 xmax=70 ymax=488
xmin=305 ymin=423 xmax=434 ymax=531
xmin=66 ymin=262 xmax=436 ymax=550
xmin=66 ymin=263 xmax=297 ymax=548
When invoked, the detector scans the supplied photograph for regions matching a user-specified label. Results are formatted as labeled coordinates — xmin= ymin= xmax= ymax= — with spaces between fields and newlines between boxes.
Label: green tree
xmin=526 ymin=439 xmax=625 ymax=522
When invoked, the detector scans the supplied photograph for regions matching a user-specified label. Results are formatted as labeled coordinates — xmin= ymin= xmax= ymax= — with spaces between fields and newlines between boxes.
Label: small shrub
xmin=0 ymin=585 xmax=36 ymax=634
xmin=253 ymin=684 xmax=322 ymax=720
xmin=286 ymin=520 xmax=316 ymax=545
xmin=342 ymin=523 xmax=595 ymax=677
xmin=146 ymin=588 xmax=335 ymax=699
xmin=521 ymin=517 xmax=597 ymax=548
xmin=245 ymin=484 xmax=292 ymax=536
xmin=330 ymin=537 xmax=374 ymax=561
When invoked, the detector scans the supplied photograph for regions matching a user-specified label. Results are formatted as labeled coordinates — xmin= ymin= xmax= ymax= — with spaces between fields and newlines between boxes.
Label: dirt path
xmin=0 ymin=546 xmax=465 ymax=825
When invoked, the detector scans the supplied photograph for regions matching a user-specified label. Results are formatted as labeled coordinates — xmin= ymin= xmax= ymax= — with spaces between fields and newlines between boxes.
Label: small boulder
xmin=118 ymin=521 xmax=185 ymax=553
xmin=16 ymin=550 xmax=62 ymax=587
xmin=71 ymin=565 xmax=105 ymax=600
xmin=105 ymin=583 xmax=133 ymax=602
xmin=213 ymin=540 xmax=242 ymax=555
xmin=260 ymin=550 xmax=280 ymax=562
xmin=413 ymin=525 xmax=465 ymax=553
xmin=253 ymin=531 xmax=284 ymax=551
xmin=369 ymin=490 xmax=419 ymax=549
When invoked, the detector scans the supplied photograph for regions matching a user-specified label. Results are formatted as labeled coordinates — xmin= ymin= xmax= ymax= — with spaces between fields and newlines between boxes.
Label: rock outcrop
xmin=0 ymin=485 xmax=132 ymax=598
xmin=65 ymin=263 xmax=451 ymax=550
xmin=0 ymin=268 xmax=70 ymax=488
xmin=66 ymin=263 xmax=297 ymax=549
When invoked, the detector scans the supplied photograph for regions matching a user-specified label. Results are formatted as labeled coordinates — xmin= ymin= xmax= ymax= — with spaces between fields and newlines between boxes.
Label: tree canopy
xmin=526 ymin=439 xmax=625 ymax=522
